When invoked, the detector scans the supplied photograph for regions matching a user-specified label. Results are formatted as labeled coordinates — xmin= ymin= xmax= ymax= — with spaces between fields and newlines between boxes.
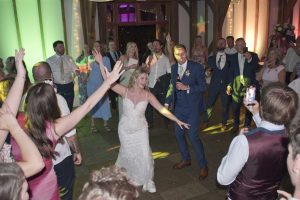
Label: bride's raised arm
xmin=93 ymin=50 xmax=127 ymax=97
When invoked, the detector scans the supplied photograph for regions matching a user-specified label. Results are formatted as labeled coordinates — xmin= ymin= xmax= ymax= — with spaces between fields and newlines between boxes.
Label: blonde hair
xmin=126 ymin=42 xmax=139 ymax=60
xmin=128 ymin=67 xmax=149 ymax=89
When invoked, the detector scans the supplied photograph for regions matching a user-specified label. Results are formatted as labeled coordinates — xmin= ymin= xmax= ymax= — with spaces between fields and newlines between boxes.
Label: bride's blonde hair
xmin=128 ymin=67 xmax=149 ymax=89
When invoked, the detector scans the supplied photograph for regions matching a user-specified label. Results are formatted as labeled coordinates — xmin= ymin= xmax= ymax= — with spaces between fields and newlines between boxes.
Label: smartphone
xmin=243 ymin=47 xmax=248 ymax=53
xmin=246 ymin=86 xmax=256 ymax=106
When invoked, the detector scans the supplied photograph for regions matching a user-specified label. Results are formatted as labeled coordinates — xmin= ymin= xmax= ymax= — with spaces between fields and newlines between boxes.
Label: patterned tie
xmin=217 ymin=55 xmax=222 ymax=69
xmin=60 ymin=56 xmax=65 ymax=81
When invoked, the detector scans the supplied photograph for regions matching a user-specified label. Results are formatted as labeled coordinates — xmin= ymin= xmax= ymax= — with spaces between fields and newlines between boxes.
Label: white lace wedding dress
xmin=116 ymin=95 xmax=156 ymax=193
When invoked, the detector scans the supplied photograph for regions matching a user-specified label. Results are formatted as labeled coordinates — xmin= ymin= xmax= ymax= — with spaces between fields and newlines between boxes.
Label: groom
xmin=165 ymin=44 xmax=208 ymax=180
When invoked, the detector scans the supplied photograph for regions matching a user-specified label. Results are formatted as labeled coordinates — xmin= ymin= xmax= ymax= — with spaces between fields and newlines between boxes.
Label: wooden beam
xmin=97 ymin=3 xmax=107 ymax=44
xmin=190 ymin=0 xmax=197 ymax=52
xmin=209 ymin=0 xmax=231 ymax=53
xmin=80 ymin=0 xmax=88 ymax=45
xmin=278 ymin=0 xmax=297 ymax=24
xmin=60 ymin=0 xmax=68 ymax=54
xmin=283 ymin=0 xmax=297 ymax=23
xmin=170 ymin=1 xmax=179 ymax=43
xmin=178 ymin=0 xmax=190 ymax=14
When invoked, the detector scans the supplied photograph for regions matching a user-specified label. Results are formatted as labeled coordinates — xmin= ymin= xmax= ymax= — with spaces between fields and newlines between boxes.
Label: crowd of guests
xmin=0 ymin=31 xmax=299 ymax=200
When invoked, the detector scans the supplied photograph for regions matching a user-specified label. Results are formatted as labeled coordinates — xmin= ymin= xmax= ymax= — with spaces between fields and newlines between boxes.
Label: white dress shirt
xmin=147 ymin=53 xmax=171 ymax=88
xmin=225 ymin=47 xmax=237 ymax=55
xmin=217 ymin=113 xmax=285 ymax=185
xmin=46 ymin=54 xmax=78 ymax=84
xmin=53 ymin=93 xmax=76 ymax=165
xmin=283 ymin=47 xmax=300 ymax=72
xmin=238 ymin=53 xmax=245 ymax=76
xmin=216 ymin=52 xmax=226 ymax=70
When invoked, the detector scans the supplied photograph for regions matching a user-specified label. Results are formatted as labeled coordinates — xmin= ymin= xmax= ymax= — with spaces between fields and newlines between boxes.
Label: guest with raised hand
xmin=10 ymin=54 xmax=123 ymax=200
xmin=218 ymin=83 xmax=298 ymax=200
xmin=0 ymin=49 xmax=27 ymax=147
xmin=93 ymin=50 xmax=189 ymax=193
xmin=0 ymin=49 xmax=44 ymax=178
xmin=87 ymin=41 xmax=112 ymax=133
xmin=0 ymin=105 xmax=44 ymax=178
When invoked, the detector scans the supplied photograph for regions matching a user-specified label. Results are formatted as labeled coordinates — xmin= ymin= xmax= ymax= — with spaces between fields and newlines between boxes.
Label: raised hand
xmin=92 ymin=49 xmax=103 ymax=65
xmin=15 ymin=48 xmax=26 ymax=77
xmin=105 ymin=61 xmax=124 ymax=85
xmin=0 ymin=104 xmax=18 ymax=131
xmin=243 ymin=98 xmax=259 ymax=115
xmin=166 ymin=32 xmax=172 ymax=43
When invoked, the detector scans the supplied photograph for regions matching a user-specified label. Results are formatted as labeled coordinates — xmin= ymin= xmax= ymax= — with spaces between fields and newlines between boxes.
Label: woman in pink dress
xmin=9 ymin=50 xmax=124 ymax=200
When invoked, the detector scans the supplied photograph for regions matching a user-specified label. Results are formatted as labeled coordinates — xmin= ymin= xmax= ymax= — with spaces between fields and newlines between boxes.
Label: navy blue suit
xmin=228 ymin=52 xmax=259 ymax=127
xmin=205 ymin=54 xmax=231 ymax=124
xmin=165 ymin=60 xmax=207 ymax=167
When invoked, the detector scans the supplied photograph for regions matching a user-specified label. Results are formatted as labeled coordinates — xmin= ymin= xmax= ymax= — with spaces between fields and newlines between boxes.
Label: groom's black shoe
xmin=173 ymin=160 xmax=191 ymax=169
xmin=199 ymin=166 xmax=208 ymax=180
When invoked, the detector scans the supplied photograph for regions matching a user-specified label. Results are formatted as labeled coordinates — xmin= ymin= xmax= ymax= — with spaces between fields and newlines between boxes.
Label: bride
xmin=93 ymin=51 xmax=189 ymax=193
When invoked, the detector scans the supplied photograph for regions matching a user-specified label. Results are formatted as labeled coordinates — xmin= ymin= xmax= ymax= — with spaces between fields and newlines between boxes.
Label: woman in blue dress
xmin=87 ymin=41 xmax=112 ymax=132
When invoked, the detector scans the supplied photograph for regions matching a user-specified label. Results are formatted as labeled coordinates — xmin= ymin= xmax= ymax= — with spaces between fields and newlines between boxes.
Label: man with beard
xmin=203 ymin=38 xmax=231 ymax=130
xmin=145 ymin=39 xmax=171 ymax=128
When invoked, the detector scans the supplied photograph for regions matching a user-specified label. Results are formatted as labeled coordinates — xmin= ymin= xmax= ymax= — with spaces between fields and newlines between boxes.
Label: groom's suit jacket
xmin=165 ymin=60 xmax=206 ymax=116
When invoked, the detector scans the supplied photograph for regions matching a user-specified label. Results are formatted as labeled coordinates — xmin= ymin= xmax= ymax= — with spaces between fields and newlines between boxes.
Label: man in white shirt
xmin=145 ymin=39 xmax=171 ymax=127
xmin=217 ymin=83 xmax=298 ymax=199
xmin=46 ymin=40 xmax=78 ymax=111
xmin=32 ymin=62 xmax=82 ymax=200
xmin=283 ymin=36 xmax=300 ymax=84
xmin=224 ymin=36 xmax=237 ymax=55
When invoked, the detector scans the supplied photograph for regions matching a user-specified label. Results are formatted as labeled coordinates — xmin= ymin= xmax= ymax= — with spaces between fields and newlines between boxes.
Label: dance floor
xmin=73 ymin=96 xmax=292 ymax=199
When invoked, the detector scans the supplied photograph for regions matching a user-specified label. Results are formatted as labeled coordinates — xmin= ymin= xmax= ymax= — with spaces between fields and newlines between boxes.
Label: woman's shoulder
xmin=276 ymin=64 xmax=285 ymax=71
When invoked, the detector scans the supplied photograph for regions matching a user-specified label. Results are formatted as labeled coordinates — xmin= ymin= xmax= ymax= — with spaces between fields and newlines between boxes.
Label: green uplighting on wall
xmin=0 ymin=0 xmax=65 ymax=82
xmin=0 ymin=0 xmax=20 ymax=59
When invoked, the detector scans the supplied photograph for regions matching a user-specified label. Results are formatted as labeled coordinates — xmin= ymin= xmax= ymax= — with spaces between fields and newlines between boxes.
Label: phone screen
xmin=246 ymin=86 xmax=256 ymax=103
